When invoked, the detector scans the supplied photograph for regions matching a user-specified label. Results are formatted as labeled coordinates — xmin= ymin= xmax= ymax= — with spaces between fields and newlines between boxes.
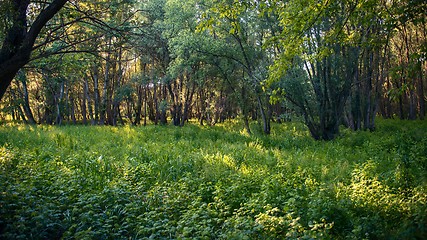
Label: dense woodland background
xmin=0 ymin=0 xmax=426 ymax=140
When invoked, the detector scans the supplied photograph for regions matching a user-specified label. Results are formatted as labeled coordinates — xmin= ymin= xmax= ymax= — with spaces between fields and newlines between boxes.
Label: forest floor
xmin=0 ymin=119 xmax=426 ymax=239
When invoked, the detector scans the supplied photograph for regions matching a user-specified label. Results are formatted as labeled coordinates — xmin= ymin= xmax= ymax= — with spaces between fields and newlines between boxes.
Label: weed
xmin=0 ymin=119 xmax=426 ymax=239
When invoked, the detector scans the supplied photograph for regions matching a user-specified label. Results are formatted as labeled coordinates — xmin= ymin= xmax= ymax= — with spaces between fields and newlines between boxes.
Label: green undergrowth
xmin=0 ymin=119 xmax=426 ymax=239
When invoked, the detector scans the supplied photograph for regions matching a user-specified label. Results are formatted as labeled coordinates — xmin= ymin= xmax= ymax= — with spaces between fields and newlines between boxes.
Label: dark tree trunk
xmin=363 ymin=50 xmax=374 ymax=130
xmin=134 ymin=62 xmax=146 ymax=125
xmin=134 ymin=85 xmax=143 ymax=125
xmin=159 ymin=86 xmax=168 ymax=125
xmin=198 ymin=88 xmax=205 ymax=126
xmin=154 ymin=84 xmax=159 ymax=125
xmin=9 ymin=87 xmax=28 ymax=123
xmin=100 ymin=40 xmax=112 ymax=125
xmin=144 ymin=86 xmax=148 ymax=126
xmin=82 ymin=86 xmax=87 ymax=125
xmin=55 ymin=81 xmax=64 ymax=125
xmin=17 ymin=71 xmax=36 ymax=124
xmin=70 ymin=96 xmax=76 ymax=124
xmin=241 ymin=84 xmax=251 ymax=134
xmin=0 ymin=0 xmax=68 ymax=101
xmin=83 ymin=77 xmax=91 ymax=125
xmin=255 ymin=92 xmax=271 ymax=135
xmin=180 ymin=81 xmax=196 ymax=127
xmin=174 ymin=104 xmax=182 ymax=126
xmin=92 ymin=68 xmax=100 ymax=125
xmin=399 ymin=94 xmax=404 ymax=120
xmin=419 ymin=63 xmax=425 ymax=119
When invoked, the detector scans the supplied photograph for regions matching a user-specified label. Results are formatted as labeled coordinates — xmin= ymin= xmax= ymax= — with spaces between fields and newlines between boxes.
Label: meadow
xmin=0 ymin=120 xmax=426 ymax=239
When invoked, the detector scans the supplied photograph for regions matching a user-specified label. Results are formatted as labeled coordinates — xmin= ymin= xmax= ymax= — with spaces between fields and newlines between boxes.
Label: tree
xmin=383 ymin=0 xmax=427 ymax=120
xmin=198 ymin=0 xmax=273 ymax=134
xmin=1 ymin=0 xmax=424 ymax=134
xmin=263 ymin=0 xmax=354 ymax=139
xmin=164 ymin=0 xmax=209 ymax=126
xmin=0 ymin=0 xmax=68 ymax=101
xmin=263 ymin=0 xmax=410 ymax=140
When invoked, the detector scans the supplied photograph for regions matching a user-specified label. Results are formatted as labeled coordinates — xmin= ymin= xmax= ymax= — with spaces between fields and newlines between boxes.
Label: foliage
xmin=2 ymin=0 xmax=425 ymax=140
xmin=0 ymin=119 xmax=426 ymax=239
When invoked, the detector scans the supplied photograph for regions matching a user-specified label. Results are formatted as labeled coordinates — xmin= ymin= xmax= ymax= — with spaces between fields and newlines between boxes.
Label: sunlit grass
xmin=0 ymin=119 xmax=426 ymax=239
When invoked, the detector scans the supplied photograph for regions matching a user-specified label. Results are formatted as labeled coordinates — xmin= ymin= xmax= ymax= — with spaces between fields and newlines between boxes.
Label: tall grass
xmin=0 ymin=119 xmax=426 ymax=239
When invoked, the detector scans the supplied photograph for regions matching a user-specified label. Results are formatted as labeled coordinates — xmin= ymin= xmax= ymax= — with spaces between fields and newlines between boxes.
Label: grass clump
xmin=0 ymin=119 xmax=426 ymax=239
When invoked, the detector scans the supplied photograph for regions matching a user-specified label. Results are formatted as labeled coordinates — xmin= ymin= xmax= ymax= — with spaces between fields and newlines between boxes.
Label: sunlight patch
xmin=0 ymin=145 xmax=14 ymax=166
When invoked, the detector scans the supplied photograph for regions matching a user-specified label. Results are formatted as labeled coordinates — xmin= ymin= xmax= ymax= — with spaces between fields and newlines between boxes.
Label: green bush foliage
xmin=0 ymin=120 xmax=426 ymax=239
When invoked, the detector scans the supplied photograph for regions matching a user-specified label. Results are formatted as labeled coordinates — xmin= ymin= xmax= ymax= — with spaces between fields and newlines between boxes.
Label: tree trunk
xmin=198 ymin=88 xmax=205 ymax=126
xmin=70 ymin=95 xmax=76 ymax=124
xmin=419 ymin=62 xmax=426 ymax=119
xmin=0 ymin=0 xmax=68 ymax=101
xmin=92 ymin=67 xmax=100 ymax=125
xmin=363 ymin=50 xmax=373 ymax=130
xmin=354 ymin=64 xmax=362 ymax=130
xmin=241 ymin=84 xmax=251 ymax=134
xmin=151 ymin=56 xmax=159 ymax=125
xmin=144 ymin=86 xmax=148 ymax=126
xmin=9 ymin=87 xmax=28 ymax=123
xmin=55 ymin=81 xmax=64 ymax=125
xmin=167 ymin=80 xmax=180 ymax=126
xmin=100 ymin=62 xmax=109 ymax=125
xmin=153 ymin=83 xmax=159 ymax=125
xmin=180 ymin=81 xmax=196 ymax=127
xmin=82 ymin=77 xmax=90 ymax=125
xmin=134 ymin=85 xmax=143 ymax=125
xmin=17 ymin=70 xmax=36 ymax=124
xmin=159 ymin=86 xmax=168 ymax=125
xmin=256 ymin=93 xmax=270 ymax=135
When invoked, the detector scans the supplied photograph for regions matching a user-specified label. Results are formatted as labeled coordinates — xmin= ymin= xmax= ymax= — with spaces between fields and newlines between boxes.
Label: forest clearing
xmin=1 ymin=0 xmax=426 ymax=238
xmin=1 ymin=119 xmax=426 ymax=239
